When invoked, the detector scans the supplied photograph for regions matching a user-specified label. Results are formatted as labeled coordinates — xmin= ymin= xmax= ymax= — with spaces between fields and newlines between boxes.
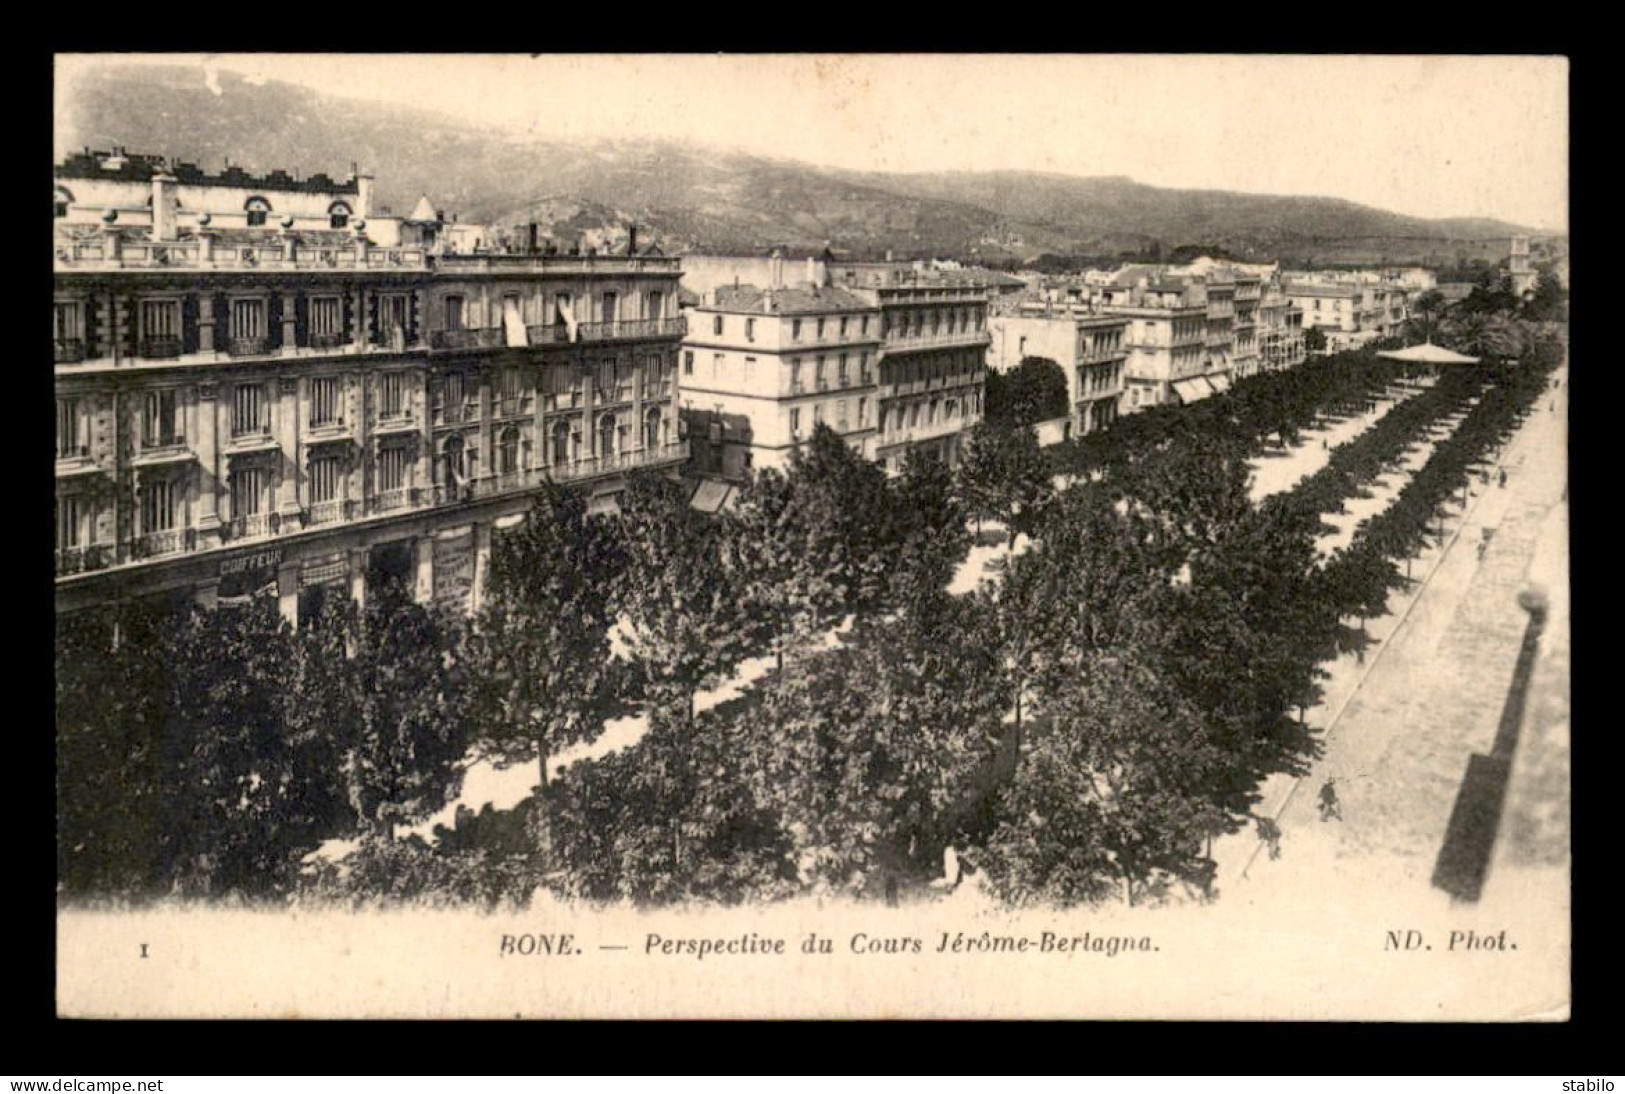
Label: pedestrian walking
xmin=1256 ymin=815 xmax=1283 ymax=860
xmin=1317 ymin=778 xmax=1342 ymax=822
xmin=1498 ymin=468 xmax=1508 ymax=489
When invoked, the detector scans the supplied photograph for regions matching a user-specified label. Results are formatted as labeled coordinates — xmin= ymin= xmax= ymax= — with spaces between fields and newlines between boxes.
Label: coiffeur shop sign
xmin=217 ymin=546 xmax=283 ymax=603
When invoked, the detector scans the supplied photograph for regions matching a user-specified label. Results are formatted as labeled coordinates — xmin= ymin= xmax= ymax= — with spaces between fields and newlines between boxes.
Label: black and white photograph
xmin=52 ymin=52 xmax=1569 ymax=1020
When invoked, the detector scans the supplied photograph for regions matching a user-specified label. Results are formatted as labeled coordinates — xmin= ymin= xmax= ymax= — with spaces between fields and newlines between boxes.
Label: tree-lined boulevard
xmin=56 ymin=302 xmax=1567 ymax=910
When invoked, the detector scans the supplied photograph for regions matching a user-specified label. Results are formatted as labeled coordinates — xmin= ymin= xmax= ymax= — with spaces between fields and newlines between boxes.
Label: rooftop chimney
xmin=528 ymin=222 xmax=539 ymax=255
xmin=628 ymin=223 xmax=638 ymax=255
xmin=806 ymin=255 xmax=816 ymax=285
xmin=355 ymin=173 xmax=375 ymax=219
xmin=151 ymin=172 xmax=179 ymax=242
xmin=770 ymin=249 xmax=785 ymax=288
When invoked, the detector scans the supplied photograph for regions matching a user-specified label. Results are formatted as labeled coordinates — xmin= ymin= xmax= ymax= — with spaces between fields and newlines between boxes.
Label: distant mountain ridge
xmin=58 ymin=63 xmax=1540 ymax=265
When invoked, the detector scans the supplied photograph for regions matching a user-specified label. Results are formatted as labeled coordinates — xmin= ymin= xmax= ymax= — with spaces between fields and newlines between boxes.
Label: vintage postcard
xmin=53 ymin=52 xmax=1569 ymax=1020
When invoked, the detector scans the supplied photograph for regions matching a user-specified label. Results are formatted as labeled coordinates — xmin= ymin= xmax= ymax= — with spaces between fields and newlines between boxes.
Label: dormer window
xmin=329 ymin=201 xmax=352 ymax=230
xmin=53 ymin=186 xmax=73 ymax=219
xmin=244 ymin=196 xmax=272 ymax=228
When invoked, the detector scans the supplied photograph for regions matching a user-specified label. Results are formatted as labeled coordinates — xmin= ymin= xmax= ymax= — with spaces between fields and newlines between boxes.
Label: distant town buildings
xmin=55 ymin=149 xmax=687 ymax=624
xmin=1282 ymin=268 xmax=1414 ymax=352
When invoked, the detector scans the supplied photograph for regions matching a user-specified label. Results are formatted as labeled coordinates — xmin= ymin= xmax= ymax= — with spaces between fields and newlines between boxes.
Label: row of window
xmin=57 ymin=359 xmax=677 ymax=460
xmin=710 ymin=312 xmax=876 ymax=343
xmin=52 ymin=193 xmax=354 ymax=228
xmin=885 ymin=308 xmax=985 ymax=338
xmin=788 ymin=396 xmax=869 ymax=436
xmin=444 ymin=289 xmax=662 ymax=331
xmin=56 ymin=410 xmax=672 ymax=551
xmin=53 ymin=294 xmax=412 ymax=355
xmin=1078 ymin=362 xmax=1124 ymax=398
xmin=706 ymin=307 xmax=988 ymax=345
xmin=880 ymin=350 xmax=984 ymax=387
xmin=879 ymin=392 xmax=982 ymax=436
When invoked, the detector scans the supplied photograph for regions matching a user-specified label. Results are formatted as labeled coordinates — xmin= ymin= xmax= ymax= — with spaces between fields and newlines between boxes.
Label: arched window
xmin=552 ymin=420 xmax=571 ymax=467
xmin=53 ymin=186 xmax=73 ymax=219
xmin=498 ymin=427 xmax=520 ymax=476
xmin=644 ymin=408 xmax=662 ymax=450
xmin=244 ymin=196 xmax=272 ymax=227
xmin=328 ymin=201 xmax=352 ymax=230
xmin=598 ymin=413 xmax=617 ymax=458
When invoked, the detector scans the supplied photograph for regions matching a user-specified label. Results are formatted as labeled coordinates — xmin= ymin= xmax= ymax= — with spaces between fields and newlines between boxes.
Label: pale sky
xmin=56 ymin=53 xmax=1568 ymax=232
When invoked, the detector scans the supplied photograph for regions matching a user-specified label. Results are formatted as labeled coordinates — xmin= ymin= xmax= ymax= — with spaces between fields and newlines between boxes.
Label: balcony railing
xmin=139 ymin=433 xmax=187 ymax=452
xmin=370 ymin=488 xmax=416 ymax=515
xmin=576 ymin=317 xmax=687 ymax=343
xmin=883 ymin=328 xmax=993 ymax=351
xmin=140 ymin=336 xmax=183 ymax=360
xmin=55 ymin=238 xmax=426 ymax=272
xmin=375 ymin=410 xmax=417 ymax=433
xmin=227 ymin=335 xmax=270 ymax=358
xmin=431 ymin=328 xmax=505 ymax=352
xmin=435 ymin=253 xmax=682 ymax=277
xmin=226 ymin=513 xmax=277 ymax=541
xmin=56 ymin=443 xmax=91 ymax=461
xmin=304 ymin=499 xmax=357 ymax=527
xmin=526 ymin=324 xmax=570 ymax=346
xmin=309 ymin=331 xmax=350 ymax=350
xmin=54 ymin=339 xmax=86 ymax=364
xmin=434 ymin=403 xmax=477 ymax=426
xmin=135 ymin=528 xmax=194 ymax=559
xmin=370 ymin=327 xmax=412 ymax=353
xmin=55 ymin=544 xmax=112 ymax=577
xmin=55 ymin=442 xmax=696 ymax=582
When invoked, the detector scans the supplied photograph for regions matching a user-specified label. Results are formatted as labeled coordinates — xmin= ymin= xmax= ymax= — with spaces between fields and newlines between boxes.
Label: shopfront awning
xmin=1172 ymin=378 xmax=1213 ymax=404
xmin=1206 ymin=371 xmax=1232 ymax=393
xmin=689 ymin=479 xmax=735 ymax=514
xmin=585 ymin=493 xmax=622 ymax=518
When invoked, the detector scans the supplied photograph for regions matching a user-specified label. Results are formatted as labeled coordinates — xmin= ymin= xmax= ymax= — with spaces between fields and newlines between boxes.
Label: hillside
xmin=57 ymin=63 xmax=1540 ymax=265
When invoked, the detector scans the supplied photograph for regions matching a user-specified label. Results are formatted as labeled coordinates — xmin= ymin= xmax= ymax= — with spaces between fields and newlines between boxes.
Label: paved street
xmin=1215 ymin=365 xmax=1568 ymax=910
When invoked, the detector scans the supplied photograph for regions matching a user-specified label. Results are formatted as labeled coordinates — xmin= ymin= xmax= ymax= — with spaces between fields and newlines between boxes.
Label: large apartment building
xmin=679 ymin=258 xmax=992 ymax=477
xmin=1097 ymin=274 xmax=1213 ymax=412
xmin=860 ymin=271 xmax=991 ymax=474
xmin=680 ymin=270 xmax=881 ymax=478
xmin=1257 ymin=277 xmax=1307 ymax=371
xmin=989 ymin=308 xmax=1129 ymax=437
xmin=54 ymin=151 xmax=687 ymax=624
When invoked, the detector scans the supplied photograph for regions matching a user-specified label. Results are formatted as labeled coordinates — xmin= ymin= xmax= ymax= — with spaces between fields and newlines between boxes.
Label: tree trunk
xmin=534 ymin=740 xmax=553 ymax=870
xmin=1124 ymin=875 xmax=1134 ymax=907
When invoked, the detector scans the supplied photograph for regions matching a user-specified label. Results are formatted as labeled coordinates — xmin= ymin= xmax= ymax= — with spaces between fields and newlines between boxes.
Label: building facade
xmin=680 ymin=260 xmax=993 ymax=477
xmin=864 ymin=276 xmax=992 ymax=473
xmin=679 ymin=275 xmax=881 ymax=478
xmin=55 ymin=151 xmax=687 ymax=624
xmin=1097 ymin=278 xmax=1210 ymax=412
xmin=989 ymin=310 xmax=1128 ymax=437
